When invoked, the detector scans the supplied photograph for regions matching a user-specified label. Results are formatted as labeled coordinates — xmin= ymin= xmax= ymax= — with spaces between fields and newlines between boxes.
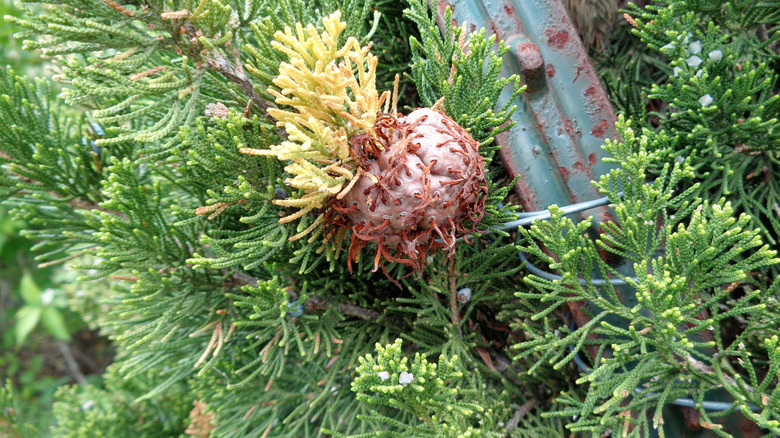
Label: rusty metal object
xmin=434 ymin=0 xmax=619 ymax=213
xmin=434 ymin=0 xmax=621 ymax=361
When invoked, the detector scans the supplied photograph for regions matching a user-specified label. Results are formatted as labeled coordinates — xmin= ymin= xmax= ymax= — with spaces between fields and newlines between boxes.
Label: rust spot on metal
xmin=592 ymin=119 xmax=608 ymax=138
xmin=546 ymin=29 xmax=569 ymax=49
xmin=503 ymin=3 xmax=515 ymax=16
xmin=560 ymin=116 xmax=576 ymax=138
xmin=513 ymin=179 xmax=540 ymax=211
xmin=502 ymin=1 xmax=524 ymax=30
xmin=599 ymin=211 xmax=616 ymax=224
xmin=536 ymin=119 xmax=547 ymax=138
xmin=440 ymin=0 xmax=622 ymax=231
xmin=490 ymin=21 xmax=501 ymax=40
xmin=517 ymin=43 xmax=543 ymax=72
xmin=572 ymin=65 xmax=585 ymax=83
xmin=596 ymin=227 xmax=621 ymax=264
xmin=737 ymin=419 xmax=762 ymax=437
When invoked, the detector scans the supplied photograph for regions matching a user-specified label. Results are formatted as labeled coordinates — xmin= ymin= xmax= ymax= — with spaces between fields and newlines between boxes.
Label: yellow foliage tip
xmin=268 ymin=10 xmax=383 ymax=136
xmin=239 ymin=10 xmax=391 ymax=242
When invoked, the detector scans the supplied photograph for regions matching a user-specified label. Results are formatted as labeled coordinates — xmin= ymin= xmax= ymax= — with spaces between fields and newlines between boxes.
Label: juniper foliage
xmin=51 ymin=366 xmax=194 ymax=437
xmin=624 ymin=0 xmax=780 ymax=248
xmin=0 ymin=0 xmax=532 ymax=435
xmin=1 ymin=0 xmax=779 ymax=437
xmin=339 ymin=339 xmax=496 ymax=437
xmin=515 ymin=118 xmax=780 ymax=437
xmin=0 ymin=380 xmax=37 ymax=438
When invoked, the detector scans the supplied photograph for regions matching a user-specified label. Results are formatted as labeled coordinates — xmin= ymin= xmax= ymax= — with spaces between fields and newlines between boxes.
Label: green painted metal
xmin=434 ymin=0 xmax=619 ymax=213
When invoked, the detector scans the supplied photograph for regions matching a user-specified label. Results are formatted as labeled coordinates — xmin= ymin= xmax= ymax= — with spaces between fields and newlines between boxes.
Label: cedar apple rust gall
xmin=330 ymin=108 xmax=487 ymax=275
xmin=240 ymin=11 xmax=487 ymax=277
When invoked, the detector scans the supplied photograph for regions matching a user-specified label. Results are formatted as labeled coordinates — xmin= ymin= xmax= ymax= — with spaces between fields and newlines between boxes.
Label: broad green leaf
xmin=41 ymin=307 xmax=71 ymax=341
xmin=18 ymin=273 xmax=41 ymax=306
xmin=14 ymin=305 xmax=42 ymax=345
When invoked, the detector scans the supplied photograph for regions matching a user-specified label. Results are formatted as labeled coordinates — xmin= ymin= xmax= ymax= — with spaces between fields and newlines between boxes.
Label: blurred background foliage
xmin=0 ymin=1 xmax=113 ymax=434
xmin=0 ymin=0 xmax=40 ymax=72
xmin=1 ymin=207 xmax=113 ymax=434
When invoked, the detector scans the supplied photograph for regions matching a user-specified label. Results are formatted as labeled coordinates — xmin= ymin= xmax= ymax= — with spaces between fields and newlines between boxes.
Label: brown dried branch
xmin=230 ymin=273 xmax=402 ymax=325
xmin=306 ymin=295 xmax=381 ymax=321
xmin=203 ymin=48 xmax=274 ymax=117
xmin=102 ymin=0 xmax=135 ymax=17
xmin=67 ymin=197 xmax=127 ymax=218
xmin=505 ymin=399 xmax=539 ymax=432
xmin=173 ymin=23 xmax=274 ymax=117
xmin=130 ymin=66 xmax=167 ymax=81
xmin=56 ymin=340 xmax=88 ymax=387
xmin=448 ymin=256 xmax=463 ymax=337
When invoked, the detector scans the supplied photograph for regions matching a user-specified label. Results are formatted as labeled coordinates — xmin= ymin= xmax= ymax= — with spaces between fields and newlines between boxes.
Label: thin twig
xmin=447 ymin=256 xmax=462 ymax=337
xmin=204 ymin=50 xmax=274 ymax=117
xmin=38 ymin=248 xmax=95 ymax=268
xmin=506 ymin=400 xmax=539 ymax=432
xmin=174 ymin=22 xmax=274 ymax=116
xmin=494 ymin=351 xmax=524 ymax=386
xmin=56 ymin=340 xmax=88 ymax=387
xmin=68 ymin=343 xmax=104 ymax=375
xmin=11 ymin=190 xmax=126 ymax=218
xmin=231 ymin=271 xmax=259 ymax=287
xmin=337 ymin=302 xmax=381 ymax=321
xmin=67 ymin=197 xmax=127 ymax=218
xmin=232 ymin=273 xmax=398 ymax=324
xmin=306 ymin=295 xmax=381 ymax=321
